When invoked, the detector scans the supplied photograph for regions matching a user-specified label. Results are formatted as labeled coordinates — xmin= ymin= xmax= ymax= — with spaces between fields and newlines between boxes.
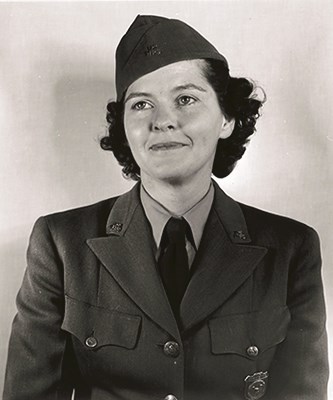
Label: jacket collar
xmin=104 ymin=180 xmax=251 ymax=242
xmin=105 ymin=183 xmax=141 ymax=236
xmin=87 ymin=181 xmax=267 ymax=337
xmin=88 ymin=183 xmax=180 ymax=340
xmin=211 ymin=179 xmax=252 ymax=244
xmin=180 ymin=181 xmax=267 ymax=331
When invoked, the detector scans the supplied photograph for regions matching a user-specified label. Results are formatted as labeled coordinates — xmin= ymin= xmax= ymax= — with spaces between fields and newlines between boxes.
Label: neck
xmin=141 ymin=172 xmax=212 ymax=216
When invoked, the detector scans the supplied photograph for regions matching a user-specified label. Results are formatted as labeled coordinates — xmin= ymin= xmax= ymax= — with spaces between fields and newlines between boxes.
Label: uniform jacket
xmin=3 ymin=182 xmax=328 ymax=400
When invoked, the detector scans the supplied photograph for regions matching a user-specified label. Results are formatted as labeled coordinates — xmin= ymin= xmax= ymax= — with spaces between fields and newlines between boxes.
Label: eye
xmin=131 ymin=101 xmax=153 ymax=110
xmin=177 ymin=95 xmax=196 ymax=106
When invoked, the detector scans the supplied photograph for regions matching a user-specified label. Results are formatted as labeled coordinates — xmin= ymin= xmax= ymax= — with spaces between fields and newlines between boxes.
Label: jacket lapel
xmin=86 ymin=184 xmax=179 ymax=340
xmin=86 ymin=181 xmax=267 ymax=337
xmin=180 ymin=182 xmax=267 ymax=331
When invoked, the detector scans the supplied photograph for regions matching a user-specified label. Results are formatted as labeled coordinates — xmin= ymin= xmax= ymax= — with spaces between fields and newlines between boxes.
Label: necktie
xmin=158 ymin=217 xmax=190 ymax=319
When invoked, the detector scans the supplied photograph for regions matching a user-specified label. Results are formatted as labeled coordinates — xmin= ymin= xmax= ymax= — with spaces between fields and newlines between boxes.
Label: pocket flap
xmin=61 ymin=296 xmax=141 ymax=350
xmin=209 ymin=306 xmax=290 ymax=358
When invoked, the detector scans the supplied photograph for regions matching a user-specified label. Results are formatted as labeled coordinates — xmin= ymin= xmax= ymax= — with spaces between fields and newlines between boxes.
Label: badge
xmin=244 ymin=371 xmax=269 ymax=400
xmin=145 ymin=44 xmax=161 ymax=56
xmin=107 ymin=223 xmax=123 ymax=234
xmin=233 ymin=230 xmax=247 ymax=240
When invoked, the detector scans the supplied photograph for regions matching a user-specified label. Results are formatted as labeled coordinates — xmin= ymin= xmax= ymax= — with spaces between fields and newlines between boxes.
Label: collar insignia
xmin=107 ymin=223 xmax=123 ymax=234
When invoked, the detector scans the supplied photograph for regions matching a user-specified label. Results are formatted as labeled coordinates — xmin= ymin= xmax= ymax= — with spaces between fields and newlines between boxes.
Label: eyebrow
xmin=124 ymin=92 xmax=152 ymax=103
xmin=124 ymin=84 xmax=207 ymax=103
xmin=172 ymin=84 xmax=207 ymax=93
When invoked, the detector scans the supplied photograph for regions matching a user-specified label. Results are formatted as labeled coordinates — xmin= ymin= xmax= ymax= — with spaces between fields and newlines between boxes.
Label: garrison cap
xmin=116 ymin=15 xmax=229 ymax=101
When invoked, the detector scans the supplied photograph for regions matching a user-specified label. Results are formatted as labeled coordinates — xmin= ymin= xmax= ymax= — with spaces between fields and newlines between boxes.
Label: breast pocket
xmin=61 ymin=295 xmax=141 ymax=351
xmin=209 ymin=306 xmax=290 ymax=360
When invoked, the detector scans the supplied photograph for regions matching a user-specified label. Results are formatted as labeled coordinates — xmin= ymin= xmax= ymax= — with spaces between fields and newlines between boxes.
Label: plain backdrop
xmin=1 ymin=0 xmax=332 ymax=396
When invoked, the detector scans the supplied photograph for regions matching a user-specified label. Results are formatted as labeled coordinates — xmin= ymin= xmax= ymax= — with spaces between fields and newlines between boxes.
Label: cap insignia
xmin=145 ymin=44 xmax=161 ymax=56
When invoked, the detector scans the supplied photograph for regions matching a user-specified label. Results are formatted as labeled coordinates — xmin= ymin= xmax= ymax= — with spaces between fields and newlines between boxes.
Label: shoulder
xmin=32 ymin=195 xmax=120 ymax=241
xmin=238 ymin=202 xmax=320 ymax=249
xmin=213 ymin=182 xmax=320 ymax=248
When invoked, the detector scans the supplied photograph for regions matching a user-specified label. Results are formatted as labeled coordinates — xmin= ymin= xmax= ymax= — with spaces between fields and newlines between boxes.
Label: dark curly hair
xmin=100 ymin=59 xmax=266 ymax=180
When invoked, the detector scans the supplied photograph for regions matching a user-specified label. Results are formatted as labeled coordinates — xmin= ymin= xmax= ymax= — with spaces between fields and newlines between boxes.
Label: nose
xmin=151 ymin=106 xmax=176 ymax=132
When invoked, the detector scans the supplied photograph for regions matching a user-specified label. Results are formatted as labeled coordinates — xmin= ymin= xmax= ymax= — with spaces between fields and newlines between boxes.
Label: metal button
xmin=85 ymin=336 xmax=98 ymax=348
xmin=163 ymin=341 xmax=180 ymax=357
xmin=164 ymin=395 xmax=178 ymax=400
xmin=247 ymin=345 xmax=259 ymax=357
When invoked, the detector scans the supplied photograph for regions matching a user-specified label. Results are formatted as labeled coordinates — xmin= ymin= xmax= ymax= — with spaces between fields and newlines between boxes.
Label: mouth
xmin=149 ymin=142 xmax=187 ymax=151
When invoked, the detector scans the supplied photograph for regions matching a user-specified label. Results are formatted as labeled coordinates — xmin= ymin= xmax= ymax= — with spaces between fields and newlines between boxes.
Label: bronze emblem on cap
xmin=244 ymin=371 xmax=269 ymax=400
xmin=108 ymin=223 xmax=123 ymax=234
xmin=145 ymin=44 xmax=161 ymax=56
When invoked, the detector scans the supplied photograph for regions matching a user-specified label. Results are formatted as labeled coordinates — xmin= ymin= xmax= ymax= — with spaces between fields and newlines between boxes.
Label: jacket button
xmin=85 ymin=336 xmax=98 ymax=348
xmin=163 ymin=341 xmax=180 ymax=357
xmin=247 ymin=345 xmax=259 ymax=357
xmin=164 ymin=395 xmax=178 ymax=400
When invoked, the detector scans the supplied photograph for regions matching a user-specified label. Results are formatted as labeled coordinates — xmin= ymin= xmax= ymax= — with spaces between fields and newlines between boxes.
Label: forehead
xmin=126 ymin=59 xmax=209 ymax=94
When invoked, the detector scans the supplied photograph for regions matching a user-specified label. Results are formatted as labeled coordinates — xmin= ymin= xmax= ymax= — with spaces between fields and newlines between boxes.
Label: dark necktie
xmin=158 ymin=217 xmax=190 ymax=319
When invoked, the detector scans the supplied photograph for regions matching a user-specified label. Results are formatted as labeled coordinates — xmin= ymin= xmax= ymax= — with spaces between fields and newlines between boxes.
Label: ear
xmin=219 ymin=118 xmax=235 ymax=140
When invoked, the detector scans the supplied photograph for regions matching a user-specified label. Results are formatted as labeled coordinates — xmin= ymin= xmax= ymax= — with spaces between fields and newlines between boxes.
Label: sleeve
xmin=268 ymin=227 xmax=329 ymax=399
xmin=3 ymin=217 xmax=74 ymax=400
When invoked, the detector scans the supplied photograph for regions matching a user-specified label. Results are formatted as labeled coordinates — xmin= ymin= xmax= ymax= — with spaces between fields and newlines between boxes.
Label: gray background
xmin=1 ymin=0 xmax=332 ymax=396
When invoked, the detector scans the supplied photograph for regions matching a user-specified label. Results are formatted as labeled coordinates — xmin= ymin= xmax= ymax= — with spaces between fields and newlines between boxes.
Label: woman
xmin=3 ymin=14 xmax=328 ymax=400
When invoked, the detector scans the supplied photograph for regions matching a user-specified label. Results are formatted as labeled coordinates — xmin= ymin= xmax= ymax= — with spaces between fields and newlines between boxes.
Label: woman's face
xmin=123 ymin=59 xmax=234 ymax=185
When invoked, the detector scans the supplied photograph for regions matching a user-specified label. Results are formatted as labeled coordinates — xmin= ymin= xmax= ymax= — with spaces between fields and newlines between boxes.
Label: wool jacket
xmin=3 ymin=182 xmax=328 ymax=400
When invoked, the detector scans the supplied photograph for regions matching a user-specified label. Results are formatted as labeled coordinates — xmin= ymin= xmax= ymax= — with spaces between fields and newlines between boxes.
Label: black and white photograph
xmin=0 ymin=1 xmax=332 ymax=399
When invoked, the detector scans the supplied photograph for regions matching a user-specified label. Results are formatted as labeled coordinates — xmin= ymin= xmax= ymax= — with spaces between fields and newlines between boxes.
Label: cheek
xmin=124 ymin=119 xmax=143 ymax=147
xmin=183 ymin=113 xmax=221 ymax=145
xmin=125 ymin=132 xmax=142 ymax=156
xmin=180 ymin=109 xmax=207 ymax=131
xmin=123 ymin=113 xmax=134 ymax=138
xmin=124 ymin=112 xmax=151 ymax=137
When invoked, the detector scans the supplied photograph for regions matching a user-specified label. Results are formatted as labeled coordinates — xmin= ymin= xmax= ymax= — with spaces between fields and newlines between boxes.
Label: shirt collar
xmin=140 ymin=182 xmax=214 ymax=251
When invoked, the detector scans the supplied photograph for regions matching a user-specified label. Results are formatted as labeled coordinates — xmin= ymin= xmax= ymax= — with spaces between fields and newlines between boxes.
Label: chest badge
xmin=244 ymin=371 xmax=269 ymax=400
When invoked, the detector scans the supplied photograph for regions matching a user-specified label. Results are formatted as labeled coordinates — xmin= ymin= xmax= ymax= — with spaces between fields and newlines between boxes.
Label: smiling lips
xmin=149 ymin=142 xmax=187 ymax=151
